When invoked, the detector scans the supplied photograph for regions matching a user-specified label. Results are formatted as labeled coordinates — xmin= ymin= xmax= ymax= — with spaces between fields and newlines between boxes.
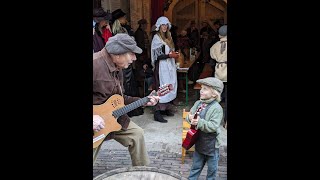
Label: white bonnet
xmin=155 ymin=16 xmax=172 ymax=31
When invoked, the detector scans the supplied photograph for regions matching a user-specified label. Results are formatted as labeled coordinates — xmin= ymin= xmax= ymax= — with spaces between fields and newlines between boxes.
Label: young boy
xmin=186 ymin=77 xmax=224 ymax=180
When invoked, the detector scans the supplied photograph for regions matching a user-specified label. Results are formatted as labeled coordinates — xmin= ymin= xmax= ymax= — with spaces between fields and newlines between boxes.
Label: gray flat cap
xmin=105 ymin=34 xmax=142 ymax=54
xmin=196 ymin=77 xmax=224 ymax=93
xmin=219 ymin=25 xmax=227 ymax=36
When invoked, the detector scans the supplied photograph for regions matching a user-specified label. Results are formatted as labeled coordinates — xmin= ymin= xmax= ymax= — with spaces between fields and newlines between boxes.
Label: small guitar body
xmin=182 ymin=126 xmax=199 ymax=150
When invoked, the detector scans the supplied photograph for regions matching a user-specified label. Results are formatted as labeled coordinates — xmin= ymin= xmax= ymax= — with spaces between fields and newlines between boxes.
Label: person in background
xmin=199 ymin=20 xmax=214 ymax=50
xmin=134 ymin=19 xmax=152 ymax=97
xmin=170 ymin=24 xmax=179 ymax=50
xmin=176 ymin=29 xmax=192 ymax=58
xmin=93 ymin=7 xmax=112 ymax=52
xmin=110 ymin=8 xmax=134 ymax=36
xmin=186 ymin=20 xmax=200 ymax=48
xmin=151 ymin=16 xmax=180 ymax=123
xmin=111 ymin=8 xmax=143 ymax=117
xmin=210 ymin=25 xmax=227 ymax=126
xmin=176 ymin=29 xmax=192 ymax=93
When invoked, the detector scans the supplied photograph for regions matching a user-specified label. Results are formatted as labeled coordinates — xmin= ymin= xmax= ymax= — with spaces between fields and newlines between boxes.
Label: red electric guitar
xmin=182 ymin=103 xmax=207 ymax=150
xmin=93 ymin=84 xmax=173 ymax=148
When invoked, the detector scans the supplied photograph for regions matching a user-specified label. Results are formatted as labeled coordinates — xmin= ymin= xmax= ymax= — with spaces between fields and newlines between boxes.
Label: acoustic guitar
xmin=182 ymin=103 xmax=207 ymax=150
xmin=93 ymin=84 xmax=173 ymax=148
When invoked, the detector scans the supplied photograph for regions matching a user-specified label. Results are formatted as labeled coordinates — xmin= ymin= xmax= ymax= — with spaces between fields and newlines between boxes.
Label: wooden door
xmin=172 ymin=0 xmax=226 ymax=33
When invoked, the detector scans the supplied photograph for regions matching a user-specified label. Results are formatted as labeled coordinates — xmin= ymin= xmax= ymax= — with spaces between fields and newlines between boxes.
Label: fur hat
xmin=105 ymin=34 xmax=142 ymax=55
xmin=196 ymin=77 xmax=224 ymax=94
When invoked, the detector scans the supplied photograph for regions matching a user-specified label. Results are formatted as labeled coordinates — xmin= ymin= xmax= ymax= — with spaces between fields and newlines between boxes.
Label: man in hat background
xmin=185 ymin=19 xmax=215 ymax=85
xmin=93 ymin=7 xmax=112 ymax=52
xmin=185 ymin=77 xmax=224 ymax=180
xmin=93 ymin=33 xmax=160 ymax=166
xmin=186 ymin=20 xmax=200 ymax=48
xmin=211 ymin=20 xmax=222 ymax=45
xmin=110 ymin=8 xmax=134 ymax=36
xmin=210 ymin=25 xmax=227 ymax=125
xmin=200 ymin=20 xmax=214 ymax=47
xmin=110 ymin=8 xmax=142 ymax=117
xmin=177 ymin=29 xmax=192 ymax=59
xmin=134 ymin=19 xmax=153 ymax=97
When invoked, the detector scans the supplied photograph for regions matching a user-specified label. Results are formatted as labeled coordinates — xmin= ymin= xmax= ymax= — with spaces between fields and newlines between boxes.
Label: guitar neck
xmin=190 ymin=104 xmax=204 ymax=129
xmin=112 ymin=97 xmax=149 ymax=118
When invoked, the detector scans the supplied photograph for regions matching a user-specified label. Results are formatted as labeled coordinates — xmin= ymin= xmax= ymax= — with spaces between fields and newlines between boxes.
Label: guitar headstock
xmin=156 ymin=84 xmax=173 ymax=96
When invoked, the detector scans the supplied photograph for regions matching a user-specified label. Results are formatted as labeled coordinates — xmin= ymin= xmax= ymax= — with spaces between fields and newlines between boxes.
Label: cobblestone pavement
xmin=93 ymin=147 xmax=227 ymax=180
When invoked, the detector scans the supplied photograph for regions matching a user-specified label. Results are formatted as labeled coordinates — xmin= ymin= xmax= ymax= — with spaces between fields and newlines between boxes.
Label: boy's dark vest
xmin=195 ymin=100 xmax=218 ymax=156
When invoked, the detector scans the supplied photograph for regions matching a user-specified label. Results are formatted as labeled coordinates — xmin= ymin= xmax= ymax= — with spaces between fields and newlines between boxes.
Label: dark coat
xmin=93 ymin=29 xmax=105 ymax=53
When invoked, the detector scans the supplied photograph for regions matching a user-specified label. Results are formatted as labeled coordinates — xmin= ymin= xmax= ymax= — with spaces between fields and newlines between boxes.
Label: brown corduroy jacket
xmin=93 ymin=48 xmax=140 ymax=140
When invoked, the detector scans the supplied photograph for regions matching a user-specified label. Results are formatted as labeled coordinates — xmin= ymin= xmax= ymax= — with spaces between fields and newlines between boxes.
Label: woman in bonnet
xmin=151 ymin=16 xmax=180 ymax=123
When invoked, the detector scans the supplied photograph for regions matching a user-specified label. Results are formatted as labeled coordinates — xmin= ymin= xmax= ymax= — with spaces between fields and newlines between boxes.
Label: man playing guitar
xmin=93 ymin=34 xmax=160 ymax=166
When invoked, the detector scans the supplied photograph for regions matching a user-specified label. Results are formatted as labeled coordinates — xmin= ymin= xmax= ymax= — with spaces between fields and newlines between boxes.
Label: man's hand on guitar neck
xmin=145 ymin=90 xmax=160 ymax=106
xmin=93 ymin=115 xmax=105 ymax=132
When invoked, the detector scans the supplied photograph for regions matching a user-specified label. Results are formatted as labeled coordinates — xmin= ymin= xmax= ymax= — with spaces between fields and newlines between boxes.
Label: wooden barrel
xmin=93 ymin=166 xmax=187 ymax=180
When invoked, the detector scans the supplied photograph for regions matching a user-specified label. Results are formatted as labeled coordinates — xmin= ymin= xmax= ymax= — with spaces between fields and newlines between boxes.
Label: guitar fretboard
xmin=190 ymin=103 xmax=206 ymax=129
xmin=112 ymin=97 xmax=149 ymax=118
